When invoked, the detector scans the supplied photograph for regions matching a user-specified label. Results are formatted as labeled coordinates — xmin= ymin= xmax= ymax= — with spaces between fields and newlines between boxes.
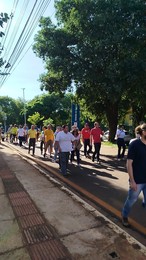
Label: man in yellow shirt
xmin=28 ymin=125 xmax=37 ymax=155
xmin=10 ymin=124 xmax=18 ymax=143
xmin=44 ymin=124 xmax=54 ymax=158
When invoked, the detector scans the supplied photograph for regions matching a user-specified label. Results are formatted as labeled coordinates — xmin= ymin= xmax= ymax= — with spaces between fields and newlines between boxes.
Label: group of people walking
xmin=15 ymin=121 xmax=103 ymax=175
xmin=3 ymin=121 xmax=146 ymax=229
xmin=42 ymin=121 xmax=146 ymax=228
xmin=1 ymin=122 xmax=129 ymax=171
xmin=38 ymin=122 xmax=104 ymax=176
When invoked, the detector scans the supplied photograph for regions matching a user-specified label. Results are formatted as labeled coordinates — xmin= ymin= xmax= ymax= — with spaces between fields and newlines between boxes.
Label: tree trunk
xmin=105 ymin=102 xmax=119 ymax=142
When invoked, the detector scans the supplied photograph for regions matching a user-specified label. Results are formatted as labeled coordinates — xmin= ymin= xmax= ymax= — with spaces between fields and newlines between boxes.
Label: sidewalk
xmin=0 ymin=143 xmax=146 ymax=260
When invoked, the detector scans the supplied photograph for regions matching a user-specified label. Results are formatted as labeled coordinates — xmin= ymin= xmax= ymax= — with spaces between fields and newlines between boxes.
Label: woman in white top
xmin=17 ymin=125 xmax=25 ymax=147
xmin=70 ymin=128 xmax=81 ymax=166
xmin=116 ymin=125 xmax=126 ymax=160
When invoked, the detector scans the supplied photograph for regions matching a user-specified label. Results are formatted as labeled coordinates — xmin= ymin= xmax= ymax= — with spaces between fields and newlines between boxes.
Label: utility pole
xmin=22 ymin=88 xmax=26 ymax=125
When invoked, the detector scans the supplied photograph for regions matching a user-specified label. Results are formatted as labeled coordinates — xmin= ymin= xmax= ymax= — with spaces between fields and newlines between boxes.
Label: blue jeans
xmin=54 ymin=148 xmax=58 ymax=161
xmin=59 ymin=152 xmax=70 ymax=175
xmin=71 ymin=148 xmax=80 ymax=164
xmin=122 ymin=183 xmax=146 ymax=217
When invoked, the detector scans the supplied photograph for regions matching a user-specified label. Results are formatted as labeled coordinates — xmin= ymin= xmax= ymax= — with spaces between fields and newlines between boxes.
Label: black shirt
xmin=127 ymin=139 xmax=146 ymax=184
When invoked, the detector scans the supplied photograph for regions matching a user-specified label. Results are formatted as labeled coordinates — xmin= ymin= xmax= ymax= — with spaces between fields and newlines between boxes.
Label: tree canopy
xmin=0 ymin=96 xmax=24 ymax=126
xmin=33 ymin=0 xmax=146 ymax=140
xmin=33 ymin=0 xmax=146 ymax=139
xmin=26 ymin=93 xmax=73 ymax=127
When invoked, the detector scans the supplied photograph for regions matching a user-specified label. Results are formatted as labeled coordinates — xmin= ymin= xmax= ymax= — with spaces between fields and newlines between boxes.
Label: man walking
xmin=17 ymin=125 xmax=25 ymax=147
xmin=55 ymin=125 xmax=75 ymax=176
xmin=122 ymin=123 xmax=146 ymax=227
xmin=90 ymin=122 xmax=103 ymax=163
xmin=28 ymin=125 xmax=37 ymax=155
xmin=81 ymin=123 xmax=92 ymax=157
xmin=44 ymin=124 xmax=54 ymax=158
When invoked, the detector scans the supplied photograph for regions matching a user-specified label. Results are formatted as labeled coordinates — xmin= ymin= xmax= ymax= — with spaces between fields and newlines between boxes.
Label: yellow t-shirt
xmin=11 ymin=127 xmax=18 ymax=135
xmin=44 ymin=129 xmax=54 ymax=142
xmin=28 ymin=129 xmax=37 ymax=138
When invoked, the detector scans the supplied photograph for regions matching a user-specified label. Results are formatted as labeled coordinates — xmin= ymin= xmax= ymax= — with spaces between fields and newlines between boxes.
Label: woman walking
xmin=70 ymin=128 xmax=82 ymax=166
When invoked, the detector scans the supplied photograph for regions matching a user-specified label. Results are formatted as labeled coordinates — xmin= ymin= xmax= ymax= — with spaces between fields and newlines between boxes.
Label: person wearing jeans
xmin=122 ymin=184 xmax=146 ymax=219
xmin=90 ymin=122 xmax=104 ymax=163
xmin=28 ymin=125 xmax=37 ymax=156
xmin=70 ymin=128 xmax=81 ymax=166
xmin=55 ymin=125 xmax=75 ymax=176
xmin=17 ymin=125 xmax=25 ymax=147
xmin=92 ymin=142 xmax=101 ymax=162
xmin=122 ymin=123 xmax=146 ymax=227
xmin=81 ymin=123 xmax=92 ymax=157
xmin=53 ymin=126 xmax=62 ymax=162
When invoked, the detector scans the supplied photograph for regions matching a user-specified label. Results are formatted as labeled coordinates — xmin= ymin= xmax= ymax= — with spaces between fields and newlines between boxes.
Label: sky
xmin=0 ymin=0 xmax=56 ymax=101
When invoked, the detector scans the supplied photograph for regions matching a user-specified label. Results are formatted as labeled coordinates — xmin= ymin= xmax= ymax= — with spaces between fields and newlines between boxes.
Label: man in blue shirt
xmin=122 ymin=124 xmax=146 ymax=227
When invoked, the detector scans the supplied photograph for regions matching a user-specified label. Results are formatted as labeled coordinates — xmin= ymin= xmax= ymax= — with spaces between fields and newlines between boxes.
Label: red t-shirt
xmin=81 ymin=128 xmax=91 ymax=139
xmin=90 ymin=127 xmax=103 ymax=143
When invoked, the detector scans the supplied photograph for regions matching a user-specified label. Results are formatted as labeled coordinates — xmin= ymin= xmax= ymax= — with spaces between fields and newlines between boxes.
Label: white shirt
xmin=17 ymin=128 xmax=24 ymax=137
xmin=116 ymin=129 xmax=125 ymax=139
xmin=56 ymin=131 xmax=75 ymax=152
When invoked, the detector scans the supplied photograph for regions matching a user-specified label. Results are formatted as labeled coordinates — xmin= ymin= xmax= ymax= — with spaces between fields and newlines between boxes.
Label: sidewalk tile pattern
xmin=0 ymin=163 xmax=71 ymax=260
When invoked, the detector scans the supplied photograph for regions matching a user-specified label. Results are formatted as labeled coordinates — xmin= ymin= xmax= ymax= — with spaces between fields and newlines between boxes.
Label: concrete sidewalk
xmin=0 ymin=143 xmax=146 ymax=260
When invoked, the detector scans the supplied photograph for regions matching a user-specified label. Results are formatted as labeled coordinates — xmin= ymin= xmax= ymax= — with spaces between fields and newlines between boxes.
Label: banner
xmin=71 ymin=103 xmax=80 ymax=128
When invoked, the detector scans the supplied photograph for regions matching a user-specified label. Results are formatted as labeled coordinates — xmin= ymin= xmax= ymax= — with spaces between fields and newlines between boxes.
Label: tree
xmin=27 ymin=112 xmax=44 ymax=126
xmin=26 ymin=93 xmax=73 ymax=127
xmin=33 ymin=0 xmax=146 ymax=141
xmin=43 ymin=118 xmax=54 ymax=126
xmin=0 ymin=96 xmax=24 ymax=127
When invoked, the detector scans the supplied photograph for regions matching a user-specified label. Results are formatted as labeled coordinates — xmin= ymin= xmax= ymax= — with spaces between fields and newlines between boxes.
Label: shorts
xmin=45 ymin=140 xmax=53 ymax=150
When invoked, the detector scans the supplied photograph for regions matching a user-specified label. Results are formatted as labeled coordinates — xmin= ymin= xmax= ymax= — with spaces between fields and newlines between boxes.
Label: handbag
xmin=76 ymin=142 xmax=82 ymax=150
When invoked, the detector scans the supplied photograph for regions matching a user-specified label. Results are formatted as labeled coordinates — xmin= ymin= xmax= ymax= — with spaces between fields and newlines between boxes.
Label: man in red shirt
xmin=81 ymin=123 xmax=92 ymax=157
xmin=90 ymin=122 xmax=104 ymax=163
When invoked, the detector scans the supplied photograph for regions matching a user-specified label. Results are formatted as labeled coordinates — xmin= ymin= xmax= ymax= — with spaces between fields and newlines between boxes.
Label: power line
xmin=2 ymin=0 xmax=30 ymax=61
xmin=0 ymin=0 xmax=52 ymax=88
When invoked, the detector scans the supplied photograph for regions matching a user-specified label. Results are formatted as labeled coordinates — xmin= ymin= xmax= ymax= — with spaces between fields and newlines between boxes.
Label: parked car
xmin=102 ymin=130 xmax=109 ymax=142
xmin=102 ymin=130 xmax=132 ymax=145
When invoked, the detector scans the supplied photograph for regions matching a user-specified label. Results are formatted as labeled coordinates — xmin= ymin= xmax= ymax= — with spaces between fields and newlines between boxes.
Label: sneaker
xmin=62 ymin=172 xmax=69 ymax=177
xmin=121 ymin=216 xmax=130 ymax=227
xmin=43 ymin=153 xmax=46 ymax=158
